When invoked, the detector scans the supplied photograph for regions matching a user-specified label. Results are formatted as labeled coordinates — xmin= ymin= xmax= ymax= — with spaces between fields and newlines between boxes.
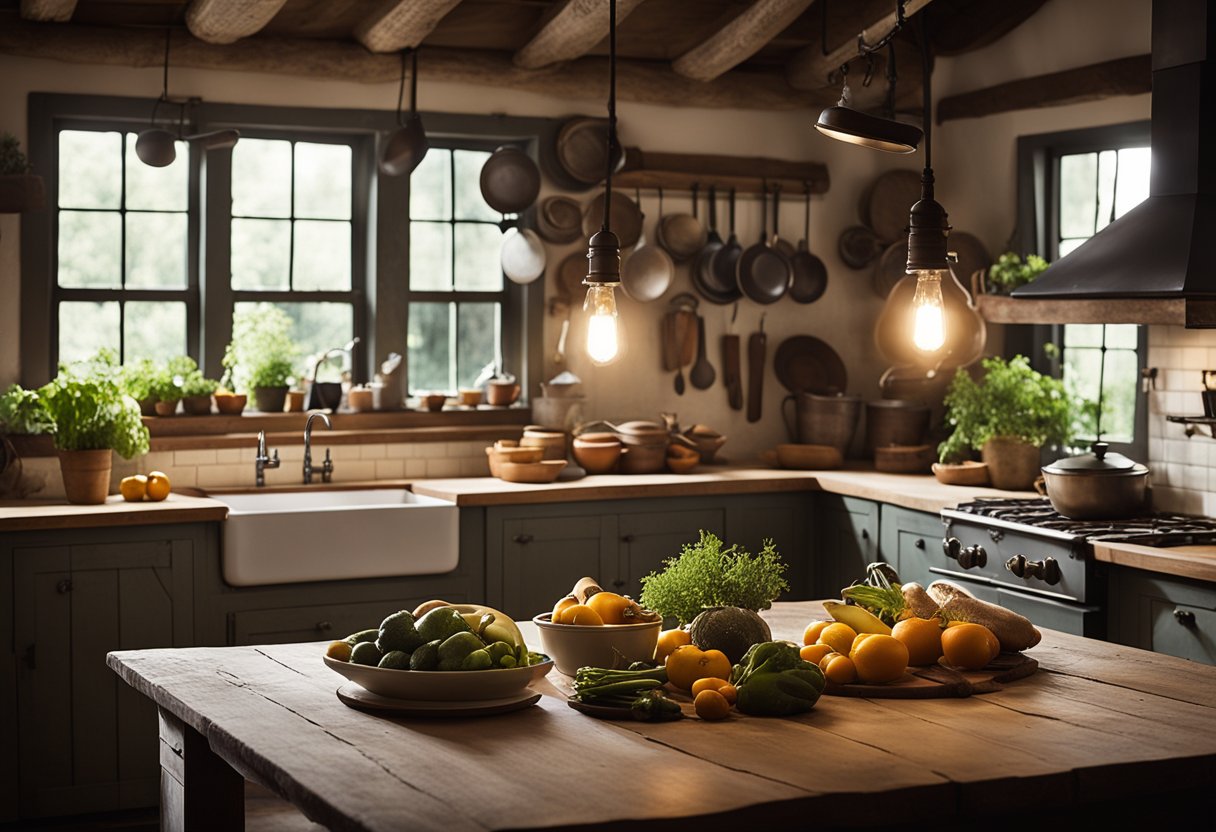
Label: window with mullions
xmin=54 ymin=129 xmax=192 ymax=364
xmin=407 ymin=147 xmax=507 ymax=394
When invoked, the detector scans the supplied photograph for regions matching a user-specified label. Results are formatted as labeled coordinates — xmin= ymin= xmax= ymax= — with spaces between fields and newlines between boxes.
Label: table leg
xmin=158 ymin=707 xmax=244 ymax=832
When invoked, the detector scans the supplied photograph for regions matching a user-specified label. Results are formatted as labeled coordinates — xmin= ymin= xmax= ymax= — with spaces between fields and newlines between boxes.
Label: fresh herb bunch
xmin=938 ymin=355 xmax=1074 ymax=463
xmin=0 ymin=133 xmax=32 ymax=175
xmin=222 ymin=304 xmax=300 ymax=391
xmin=33 ymin=351 xmax=150 ymax=458
xmin=0 ymin=384 xmax=54 ymax=435
xmin=169 ymin=356 xmax=219 ymax=397
xmin=119 ymin=359 xmax=158 ymax=403
xmin=639 ymin=531 xmax=789 ymax=625
xmin=987 ymin=251 xmax=1049 ymax=293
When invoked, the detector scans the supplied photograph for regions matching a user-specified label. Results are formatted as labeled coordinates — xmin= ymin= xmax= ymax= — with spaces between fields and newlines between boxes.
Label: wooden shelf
xmin=615 ymin=147 xmax=829 ymax=196
xmin=976 ymin=294 xmax=1194 ymax=326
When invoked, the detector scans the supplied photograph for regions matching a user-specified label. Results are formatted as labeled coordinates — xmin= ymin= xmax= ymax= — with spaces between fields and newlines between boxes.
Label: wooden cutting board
xmin=823 ymin=652 xmax=1037 ymax=699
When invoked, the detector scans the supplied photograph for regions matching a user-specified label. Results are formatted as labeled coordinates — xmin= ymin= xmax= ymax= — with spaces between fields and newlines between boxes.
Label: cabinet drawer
xmin=882 ymin=506 xmax=944 ymax=588
xmin=229 ymin=597 xmax=452 ymax=646
xmin=1148 ymin=600 xmax=1216 ymax=665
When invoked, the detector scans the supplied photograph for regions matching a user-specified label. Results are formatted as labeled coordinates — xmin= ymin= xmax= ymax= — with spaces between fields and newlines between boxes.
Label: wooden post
xmin=158 ymin=708 xmax=244 ymax=832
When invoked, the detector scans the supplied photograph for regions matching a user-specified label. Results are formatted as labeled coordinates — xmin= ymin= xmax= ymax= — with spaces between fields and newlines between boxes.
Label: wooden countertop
xmin=1092 ymin=539 xmax=1216 ymax=583
xmin=108 ymin=600 xmax=1216 ymax=831
xmin=0 ymin=493 xmax=228 ymax=532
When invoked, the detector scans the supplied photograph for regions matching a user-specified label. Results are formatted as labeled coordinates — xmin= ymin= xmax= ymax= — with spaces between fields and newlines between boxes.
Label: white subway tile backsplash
xmin=216 ymin=448 xmax=251 ymax=465
xmin=1180 ymin=347 xmax=1208 ymax=369
xmin=1184 ymin=465 xmax=1208 ymax=491
xmin=375 ymin=459 xmax=405 ymax=479
xmin=405 ymin=459 xmax=427 ymax=477
xmin=426 ymin=458 xmax=461 ymax=478
xmin=360 ymin=444 xmax=387 ymax=460
xmin=174 ymin=449 xmax=217 ymax=466
xmin=197 ymin=464 xmax=251 ymax=488
xmin=333 ymin=460 xmax=376 ymax=482
xmin=385 ymin=443 xmax=415 ymax=459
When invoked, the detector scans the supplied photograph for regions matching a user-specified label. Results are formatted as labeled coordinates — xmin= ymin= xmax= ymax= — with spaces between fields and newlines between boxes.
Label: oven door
xmin=926 ymin=567 xmax=1105 ymax=638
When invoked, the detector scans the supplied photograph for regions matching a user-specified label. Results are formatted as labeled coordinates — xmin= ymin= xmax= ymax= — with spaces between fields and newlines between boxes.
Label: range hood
xmin=1009 ymin=0 xmax=1216 ymax=327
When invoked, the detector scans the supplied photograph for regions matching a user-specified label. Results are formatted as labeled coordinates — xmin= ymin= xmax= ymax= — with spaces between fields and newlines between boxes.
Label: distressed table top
xmin=108 ymin=601 xmax=1216 ymax=831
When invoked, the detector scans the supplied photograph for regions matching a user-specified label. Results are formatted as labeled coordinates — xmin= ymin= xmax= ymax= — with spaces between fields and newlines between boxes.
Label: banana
xmin=823 ymin=600 xmax=892 ymax=635
xmin=441 ymin=603 xmax=528 ymax=652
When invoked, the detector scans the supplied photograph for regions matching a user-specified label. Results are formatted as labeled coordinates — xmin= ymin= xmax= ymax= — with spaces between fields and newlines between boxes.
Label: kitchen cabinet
xmin=812 ymin=495 xmax=879 ymax=597
xmin=1109 ymin=568 xmax=1216 ymax=665
xmin=880 ymin=505 xmax=946 ymax=587
xmin=6 ymin=524 xmax=202 ymax=820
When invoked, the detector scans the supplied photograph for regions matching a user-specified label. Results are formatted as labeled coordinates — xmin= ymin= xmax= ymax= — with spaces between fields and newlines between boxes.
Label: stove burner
xmin=954 ymin=498 xmax=1216 ymax=546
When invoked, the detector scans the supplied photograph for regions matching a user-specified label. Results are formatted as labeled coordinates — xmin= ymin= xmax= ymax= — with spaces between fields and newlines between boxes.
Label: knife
xmin=722 ymin=303 xmax=742 ymax=410
xmin=747 ymin=313 xmax=766 ymax=423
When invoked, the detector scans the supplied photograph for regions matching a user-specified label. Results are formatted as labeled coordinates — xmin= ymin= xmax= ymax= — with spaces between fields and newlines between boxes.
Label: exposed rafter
xmin=19 ymin=0 xmax=77 ymax=22
xmin=354 ymin=0 xmax=464 ymax=54
xmin=672 ymin=0 xmax=815 ymax=83
xmin=514 ymin=0 xmax=645 ymax=70
xmin=186 ymin=0 xmax=289 ymax=46
xmin=785 ymin=0 xmax=935 ymax=91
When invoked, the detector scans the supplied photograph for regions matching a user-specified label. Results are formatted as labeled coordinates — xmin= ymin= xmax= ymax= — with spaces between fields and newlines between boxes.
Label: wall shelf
xmin=614 ymin=147 xmax=829 ymax=196
xmin=1166 ymin=415 xmax=1216 ymax=439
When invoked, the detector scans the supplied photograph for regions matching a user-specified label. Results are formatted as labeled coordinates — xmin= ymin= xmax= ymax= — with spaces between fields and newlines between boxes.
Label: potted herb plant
xmin=171 ymin=356 xmax=218 ymax=415
xmin=222 ymin=304 xmax=300 ymax=413
xmin=148 ymin=362 xmax=182 ymax=417
xmin=120 ymin=358 xmax=159 ymax=416
xmin=0 ymin=133 xmax=46 ymax=214
xmin=938 ymin=355 xmax=1075 ymax=490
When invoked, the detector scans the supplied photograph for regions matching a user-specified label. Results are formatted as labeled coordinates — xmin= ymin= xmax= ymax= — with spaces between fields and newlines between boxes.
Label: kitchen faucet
xmin=303 ymin=411 xmax=334 ymax=484
xmin=255 ymin=431 xmax=280 ymax=487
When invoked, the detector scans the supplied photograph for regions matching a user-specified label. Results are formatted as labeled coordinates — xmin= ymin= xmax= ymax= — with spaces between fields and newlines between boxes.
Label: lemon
xmin=145 ymin=471 xmax=171 ymax=502
xmin=119 ymin=475 xmax=148 ymax=502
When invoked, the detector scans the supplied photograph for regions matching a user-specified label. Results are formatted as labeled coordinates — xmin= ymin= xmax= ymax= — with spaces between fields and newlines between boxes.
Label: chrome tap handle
xmin=254 ymin=431 xmax=280 ymax=487
xmin=322 ymin=448 xmax=333 ymax=483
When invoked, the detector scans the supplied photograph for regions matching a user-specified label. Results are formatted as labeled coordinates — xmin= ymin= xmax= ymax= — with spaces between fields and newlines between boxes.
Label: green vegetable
xmin=841 ymin=562 xmax=907 ymax=626
xmin=629 ymin=690 xmax=683 ymax=722
xmin=376 ymin=610 xmax=426 ymax=654
xmin=730 ymin=641 xmax=825 ymax=717
xmin=938 ymin=355 xmax=1076 ymax=464
xmin=350 ymin=641 xmax=383 ymax=666
xmin=571 ymin=667 xmax=682 ymax=721
xmin=377 ymin=650 xmax=410 ymax=670
xmin=986 ymin=251 xmax=1049 ymax=293
xmin=639 ymin=531 xmax=790 ymax=625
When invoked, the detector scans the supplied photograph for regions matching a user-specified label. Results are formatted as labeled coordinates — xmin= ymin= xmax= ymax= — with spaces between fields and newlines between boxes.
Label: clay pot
xmin=214 ymin=393 xmax=247 ymax=415
xmin=153 ymin=398 xmax=179 ymax=417
xmin=572 ymin=437 xmax=622 ymax=474
xmin=58 ymin=449 xmax=112 ymax=505
xmin=254 ymin=386 xmax=289 ymax=413
xmin=981 ymin=436 xmax=1041 ymax=491
xmin=181 ymin=394 xmax=213 ymax=416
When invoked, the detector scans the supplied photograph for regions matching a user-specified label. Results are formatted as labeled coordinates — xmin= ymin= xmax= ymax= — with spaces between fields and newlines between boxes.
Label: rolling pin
xmin=747 ymin=313 xmax=766 ymax=423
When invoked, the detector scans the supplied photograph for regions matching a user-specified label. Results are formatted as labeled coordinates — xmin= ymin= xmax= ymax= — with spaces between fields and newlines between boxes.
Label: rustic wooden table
xmin=108 ymin=601 xmax=1216 ymax=831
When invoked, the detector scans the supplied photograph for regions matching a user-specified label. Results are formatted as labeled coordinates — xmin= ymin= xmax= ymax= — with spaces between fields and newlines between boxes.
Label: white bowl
xmin=532 ymin=613 xmax=661 ymax=676
xmin=323 ymin=655 xmax=552 ymax=701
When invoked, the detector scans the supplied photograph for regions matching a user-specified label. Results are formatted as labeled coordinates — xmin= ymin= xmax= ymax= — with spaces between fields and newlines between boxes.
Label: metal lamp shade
xmin=135 ymin=129 xmax=177 ymax=167
xmin=815 ymin=106 xmax=922 ymax=154
xmin=380 ymin=114 xmax=429 ymax=177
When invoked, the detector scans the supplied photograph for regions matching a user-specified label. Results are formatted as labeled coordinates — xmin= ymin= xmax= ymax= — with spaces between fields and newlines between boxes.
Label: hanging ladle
xmin=380 ymin=47 xmax=429 ymax=177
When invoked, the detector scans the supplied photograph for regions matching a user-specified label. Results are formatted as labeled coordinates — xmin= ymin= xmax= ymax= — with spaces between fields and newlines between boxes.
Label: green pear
xmin=409 ymin=639 xmax=441 ymax=671
xmin=460 ymin=648 xmax=493 ymax=671
xmin=416 ymin=607 xmax=474 ymax=643
xmin=437 ymin=631 xmax=486 ymax=671
xmin=485 ymin=641 xmax=513 ymax=665
xmin=377 ymin=650 xmax=410 ymax=670
xmin=350 ymin=641 xmax=383 ymax=666
xmin=376 ymin=610 xmax=426 ymax=654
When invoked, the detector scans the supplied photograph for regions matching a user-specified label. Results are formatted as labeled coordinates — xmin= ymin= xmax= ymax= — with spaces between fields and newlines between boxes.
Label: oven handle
xmin=928 ymin=566 xmax=1082 ymax=604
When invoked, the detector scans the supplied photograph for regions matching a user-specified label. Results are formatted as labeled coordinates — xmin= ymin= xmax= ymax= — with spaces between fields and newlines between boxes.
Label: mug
xmin=486 ymin=381 xmax=521 ymax=407
xmin=421 ymin=393 xmax=447 ymax=412
xmin=458 ymin=388 xmax=483 ymax=407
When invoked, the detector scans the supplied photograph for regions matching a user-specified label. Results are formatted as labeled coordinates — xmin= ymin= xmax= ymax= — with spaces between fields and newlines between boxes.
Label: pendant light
xmin=582 ymin=0 xmax=622 ymax=367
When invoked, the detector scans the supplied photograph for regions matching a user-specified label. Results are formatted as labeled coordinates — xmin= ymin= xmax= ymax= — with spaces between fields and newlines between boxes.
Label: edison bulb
xmin=911 ymin=270 xmax=946 ymax=352
xmin=583 ymin=283 xmax=620 ymax=365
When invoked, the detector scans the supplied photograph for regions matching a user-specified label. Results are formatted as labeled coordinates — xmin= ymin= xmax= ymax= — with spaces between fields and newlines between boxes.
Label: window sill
xmin=7 ymin=407 xmax=533 ymax=456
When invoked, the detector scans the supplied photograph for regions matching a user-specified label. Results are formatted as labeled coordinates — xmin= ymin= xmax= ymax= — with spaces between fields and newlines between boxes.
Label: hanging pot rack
xmin=613 ymin=147 xmax=828 ymax=197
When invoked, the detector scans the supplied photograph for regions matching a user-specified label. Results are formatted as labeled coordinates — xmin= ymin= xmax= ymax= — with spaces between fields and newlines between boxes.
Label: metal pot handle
xmin=1033 ymin=476 xmax=1047 ymax=496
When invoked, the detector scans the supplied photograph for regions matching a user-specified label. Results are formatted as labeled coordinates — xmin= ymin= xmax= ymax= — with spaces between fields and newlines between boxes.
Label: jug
xmin=781 ymin=392 xmax=861 ymax=456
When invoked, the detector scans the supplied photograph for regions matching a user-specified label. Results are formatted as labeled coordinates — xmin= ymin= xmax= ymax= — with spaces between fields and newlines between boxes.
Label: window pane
xmin=1116 ymin=147 xmax=1151 ymax=218
xmin=58 ymin=130 xmax=121 ymax=210
xmin=59 ymin=301 xmax=119 ymax=364
xmin=126 ymin=212 xmax=188 ymax=288
xmin=410 ymin=148 xmax=450 ymax=221
xmin=293 ymin=220 xmax=351 ymax=290
xmin=294 ymin=142 xmax=351 ymax=220
xmin=457 ymin=303 xmax=500 ymax=388
xmin=1063 ymin=324 xmax=1103 ymax=348
xmin=125 ymin=133 xmax=187 ymax=211
xmin=410 ymin=222 xmax=452 ymax=290
xmin=125 ymin=301 xmax=187 ymax=362
xmin=1101 ymin=349 xmax=1139 ymax=443
xmin=1063 ymin=347 xmax=1102 ymax=440
xmin=408 ymin=302 xmax=452 ymax=393
xmin=58 ymin=210 xmax=121 ymax=288
xmin=454 ymin=223 xmax=504 ymax=291
xmin=231 ymin=218 xmax=290 ymax=290
xmin=1095 ymin=150 xmax=1118 ymax=233
xmin=232 ymin=139 xmax=291 ymax=218
xmin=454 ymin=149 xmax=497 ymax=222
xmin=242 ymin=301 xmax=353 ymax=377
xmin=1058 ymin=238 xmax=1087 ymax=257
xmin=1059 ymin=152 xmax=1097 ymax=239
xmin=1105 ymin=324 xmax=1139 ymax=350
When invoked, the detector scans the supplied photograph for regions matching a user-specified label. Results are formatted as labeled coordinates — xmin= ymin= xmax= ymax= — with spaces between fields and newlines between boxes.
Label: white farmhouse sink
xmin=214 ymin=489 xmax=459 ymax=587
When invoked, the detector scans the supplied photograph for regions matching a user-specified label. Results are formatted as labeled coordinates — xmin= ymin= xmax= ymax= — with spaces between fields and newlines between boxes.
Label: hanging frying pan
xmin=536 ymin=196 xmax=583 ymax=244
xmin=480 ymin=146 xmax=541 ymax=215
xmin=621 ymin=190 xmax=674 ymax=302
xmin=705 ymin=188 xmax=743 ymax=303
xmin=380 ymin=48 xmax=428 ymax=177
xmin=736 ymin=184 xmax=790 ymax=305
xmin=770 ymin=186 xmax=796 ymax=261
xmin=582 ymin=190 xmax=643 ymax=249
xmin=694 ymin=185 xmax=725 ymax=291
xmin=658 ymin=184 xmax=707 ymax=263
xmin=788 ymin=187 xmax=828 ymax=304
xmin=838 ymin=225 xmax=884 ymax=269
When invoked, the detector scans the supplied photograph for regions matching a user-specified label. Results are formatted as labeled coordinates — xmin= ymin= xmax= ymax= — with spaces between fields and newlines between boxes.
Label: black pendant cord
xmin=149 ymin=26 xmax=171 ymax=126
xmin=601 ymin=0 xmax=616 ymax=236
xmin=395 ymin=49 xmax=407 ymax=126
xmin=921 ymin=12 xmax=932 ymax=175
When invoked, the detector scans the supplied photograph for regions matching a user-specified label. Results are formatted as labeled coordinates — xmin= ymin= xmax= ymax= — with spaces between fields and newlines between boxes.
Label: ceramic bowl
xmin=214 ymin=393 xmax=247 ymax=415
xmin=498 ymin=459 xmax=566 ymax=484
xmin=775 ymin=443 xmax=843 ymax=470
xmin=686 ymin=432 xmax=727 ymax=463
xmin=421 ymin=393 xmax=448 ymax=412
xmin=485 ymin=445 xmax=546 ymax=478
xmin=572 ymin=439 xmax=622 ymax=475
xmin=875 ymin=444 xmax=936 ymax=474
xmin=932 ymin=461 xmax=991 ymax=486
xmin=618 ymin=442 xmax=666 ymax=474
xmin=323 ymin=655 xmax=553 ymax=701
xmin=521 ymin=428 xmax=568 ymax=461
xmin=531 ymin=613 xmax=661 ymax=676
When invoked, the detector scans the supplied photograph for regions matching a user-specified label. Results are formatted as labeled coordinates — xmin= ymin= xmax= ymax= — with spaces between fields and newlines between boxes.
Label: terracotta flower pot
xmin=181 ymin=394 xmax=213 ymax=415
xmin=981 ymin=436 xmax=1041 ymax=491
xmin=154 ymin=398 xmax=180 ymax=417
xmin=254 ymin=386 xmax=289 ymax=413
xmin=58 ymin=449 xmax=112 ymax=505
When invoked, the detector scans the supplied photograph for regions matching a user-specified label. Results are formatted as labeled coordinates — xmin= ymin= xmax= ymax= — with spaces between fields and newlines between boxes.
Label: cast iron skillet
xmin=736 ymin=184 xmax=791 ymax=305
xmin=705 ymin=188 xmax=743 ymax=303
xmin=480 ymin=146 xmax=541 ymax=215
xmin=788 ymin=188 xmax=828 ymax=303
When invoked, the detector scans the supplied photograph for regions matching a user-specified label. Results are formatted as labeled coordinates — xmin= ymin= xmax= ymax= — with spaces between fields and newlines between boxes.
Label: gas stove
xmin=950 ymin=498 xmax=1216 ymax=546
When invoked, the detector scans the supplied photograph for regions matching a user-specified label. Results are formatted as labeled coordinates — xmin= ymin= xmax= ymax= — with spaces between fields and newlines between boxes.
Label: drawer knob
xmin=621 ymin=534 xmax=636 ymax=544
xmin=56 ymin=579 xmax=73 ymax=594
xmin=513 ymin=533 xmax=533 ymax=545
xmin=612 ymin=579 xmax=626 ymax=589
xmin=861 ymin=529 xmax=870 ymax=541
xmin=1174 ymin=609 xmax=1196 ymax=627
xmin=316 ymin=621 xmax=333 ymax=633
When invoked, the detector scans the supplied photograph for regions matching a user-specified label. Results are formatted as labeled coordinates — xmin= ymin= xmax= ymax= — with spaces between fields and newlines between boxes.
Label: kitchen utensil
xmin=747 ymin=313 xmax=766 ymax=423
xmin=683 ymin=428 xmax=727 ymax=463
xmin=860 ymin=169 xmax=922 ymax=242
xmin=703 ymin=188 xmax=744 ymax=303
xmin=554 ymin=116 xmax=622 ymax=188
xmin=689 ymin=314 xmax=716 ymax=390
xmin=324 ymin=655 xmax=552 ymax=702
xmin=536 ymin=196 xmax=584 ymax=244
xmin=556 ymin=251 xmax=586 ymax=301
xmin=657 ymin=184 xmax=707 ymax=262
xmin=582 ymin=190 xmax=643 ymax=249
xmin=872 ymin=239 xmax=910 ymax=298
xmin=770 ymin=186 xmax=796 ymax=260
xmin=485 ymin=444 xmax=545 ymax=477
xmin=874 ymin=444 xmax=936 ymax=474
xmin=865 ymin=399 xmax=930 ymax=455
xmin=782 ymin=392 xmax=861 ymax=454
xmin=533 ymin=613 xmax=661 ymax=676
xmin=788 ymin=188 xmax=828 ymax=304
xmin=773 ymin=335 xmax=847 ymax=394
xmin=694 ymin=185 xmax=724 ymax=289
xmin=775 ymin=443 xmax=843 ymax=470
xmin=486 ymin=380 xmax=521 ymax=406
xmin=838 ymin=225 xmax=884 ymax=269
xmin=380 ymin=48 xmax=429 ymax=177
xmin=932 ymin=461 xmax=991 ymax=486
xmin=621 ymin=191 xmax=674 ymax=302
xmin=721 ymin=303 xmax=743 ymax=410
xmin=737 ymin=185 xmax=790 ymax=304
xmin=500 ymin=227 xmax=546 ymax=284
xmin=1038 ymin=442 xmax=1149 ymax=519
xmin=572 ymin=436 xmax=623 ymax=474
xmin=480 ymin=145 xmax=540 ymax=215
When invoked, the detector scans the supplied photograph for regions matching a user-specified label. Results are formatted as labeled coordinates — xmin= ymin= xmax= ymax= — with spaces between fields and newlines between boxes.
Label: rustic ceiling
xmin=0 ymin=0 xmax=1048 ymax=112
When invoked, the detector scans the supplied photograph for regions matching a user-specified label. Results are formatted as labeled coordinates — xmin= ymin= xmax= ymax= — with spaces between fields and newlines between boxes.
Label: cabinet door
xmin=723 ymin=494 xmax=811 ymax=600
xmin=881 ymin=506 xmax=946 ymax=588
xmin=1111 ymin=569 xmax=1216 ymax=664
xmin=617 ymin=508 xmax=725 ymax=600
xmin=14 ymin=538 xmax=194 ymax=818
xmin=498 ymin=514 xmax=614 ymax=620
xmin=228 ymin=591 xmax=472 ymax=646
xmin=813 ymin=496 xmax=879 ymax=598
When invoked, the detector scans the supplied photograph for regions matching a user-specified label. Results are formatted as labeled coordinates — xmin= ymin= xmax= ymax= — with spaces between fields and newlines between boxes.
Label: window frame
xmin=1013 ymin=121 xmax=1152 ymax=461
xmin=22 ymin=93 xmax=550 ymax=404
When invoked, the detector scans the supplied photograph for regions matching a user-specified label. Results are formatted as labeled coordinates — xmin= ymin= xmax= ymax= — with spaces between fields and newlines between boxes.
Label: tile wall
xmin=1147 ymin=326 xmax=1216 ymax=515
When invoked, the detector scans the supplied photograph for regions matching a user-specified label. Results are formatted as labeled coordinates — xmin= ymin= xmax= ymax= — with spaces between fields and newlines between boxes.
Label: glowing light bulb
xmin=583 ymin=283 xmax=620 ymax=365
xmin=911 ymin=270 xmax=946 ymax=352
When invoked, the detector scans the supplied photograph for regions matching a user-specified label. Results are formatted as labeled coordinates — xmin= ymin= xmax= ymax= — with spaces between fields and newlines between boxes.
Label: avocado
xmin=688 ymin=606 xmax=773 ymax=664
xmin=350 ymin=641 xmax=384 ymax=666
xmin=376 ymin=610 xmax=426 ymax=654
xmin=437 ymin=631 xmax=485 ymax=671
xmin=460 ymin=648 xmax=493 ymax=671
xmin=409 ymin=639 xmax=442 ymax=671
xmin=416 ymin=607 xmax=474 ymax=643
xmin=377 ymin=650 xmax=411 ymax=670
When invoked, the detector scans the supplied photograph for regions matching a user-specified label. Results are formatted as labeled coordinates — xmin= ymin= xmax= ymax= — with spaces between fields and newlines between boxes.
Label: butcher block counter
xmin=108 ymin=600 xmax=1216 ymax=831
xmin=0 ymin=493 xmax=227 ymax=532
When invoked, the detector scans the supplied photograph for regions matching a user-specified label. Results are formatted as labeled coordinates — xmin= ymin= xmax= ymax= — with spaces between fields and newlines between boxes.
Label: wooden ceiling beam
xmin=354 ymin=0 xmax=464 ymax=53
xmin=672 ymin=0 xmax=815 ymax=83
xmin=186 ymin=0 xmax=289 ymax=46
xmin=0 ymin=22 xmax=825 ymax=111
xmin=785 ymin=0 xmax=934 ymax=91
xmin=514 ymin=0 xmax=645 ymax=70
xmin=19 ymin=0 xmax=77 ymax=22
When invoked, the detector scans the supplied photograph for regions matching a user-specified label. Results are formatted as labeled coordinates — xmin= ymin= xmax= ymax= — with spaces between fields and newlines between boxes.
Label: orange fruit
xmin=941 ymin=623 xmax=996 ymax=670
xmin=694 ymin=689 xmax=731 ymax=720
xmin=851 ymin=634 xmax=909 ymax=683
xmin=666 ymin=645 xmax=732 ymax=691
xmin=557 ymin=604 xmax=604 ymax=626
xmin=655 ymin=628 xmax=692 ymax=663
xmin=716 ymin=683 xmax=738 ymax=705
xmin=145 ymin=471 xmax=171 ymax=502
xmin=325 ymin=641 xmax=352 ymax=661
xmin=586 ymin=591 xmax=641 ymax=625
xmin=891 ymin=617 xmax=944 ymax=666
xmin=803 ymin=620 xmax=832 ymax=645
xmin=119 ymin=474 xmax=148 ymax=502
xmin=823 ymin=654 xmax=857 ymax=684
xmin=552 ymin=595 xmax=577 ymax=621
xmin=800 ymin=643 xmax=833 ymax=664
xmin=691 ymin=676 xmax=731 ymax=697
xmin=849 ymin=632 xmax=877 ymax=654
xmin=816 ymin=622 xmax=857 ymax=656
xmin=818 ymin=652 xmax=838 ymax=671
